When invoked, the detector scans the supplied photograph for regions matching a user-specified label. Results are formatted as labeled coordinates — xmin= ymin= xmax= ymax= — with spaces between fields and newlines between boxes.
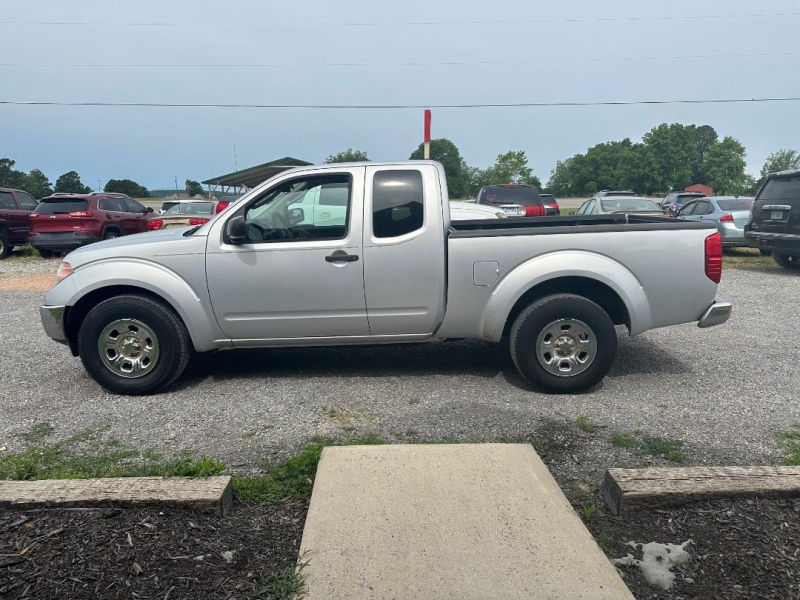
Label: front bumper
xmin=40 ymin=305 xmax=68 ymax=344
xmin=697 ymin=299 xmax=732 ymax=329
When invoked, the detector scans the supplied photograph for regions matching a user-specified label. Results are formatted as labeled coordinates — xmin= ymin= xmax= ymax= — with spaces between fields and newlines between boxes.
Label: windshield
xmin=600 ymin=198 xmax=661 ymax=212
xmin=35 ymin=199 xmax=89 ymax=214
xmin=479 ymin=186 xmax=540 ymax=206
xmin=717 ymin=198 xmax=753 ymax=211
xmin=164 ymin=202 xmax=214 ymax=216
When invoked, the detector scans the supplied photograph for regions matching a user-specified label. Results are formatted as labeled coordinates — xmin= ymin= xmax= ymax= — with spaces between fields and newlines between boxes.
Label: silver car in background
xmin=575 ymin=196 xmax=668 ymax=216
xmin=677 ymin=196 xmax=754 ymax=247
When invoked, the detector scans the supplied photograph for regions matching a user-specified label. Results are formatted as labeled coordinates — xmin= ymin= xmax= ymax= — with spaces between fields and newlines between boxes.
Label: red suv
xmin=29 ymin=193 xmax=153 ymax=257
xmin=0 ymin=187 xmax=39 ymax=259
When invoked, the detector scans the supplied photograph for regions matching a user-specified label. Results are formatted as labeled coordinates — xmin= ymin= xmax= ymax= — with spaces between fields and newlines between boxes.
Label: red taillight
xmin=69 ymin=210 xmax=92 ymax=218
xmin=189 ymin=218 xmax=209 ymax=226
xmin=74 ymin=231 xmax=91 ymax=237
xmin=705 ymin=232 xmax=723 ymax=284
xmin=147 ymin=219 xmax=163 ymax=230
xmin=546 ymin=203 xmax=559 ymax=210
xmin=525 ymin=204 xmax=545 ymax=217
xmin=719 ymin=213 xmax=734 ymax=222
xmin=215 ymin=201 xmax=230 ymax=214
xmin=29 ymin=212 xmax=39 ymax=218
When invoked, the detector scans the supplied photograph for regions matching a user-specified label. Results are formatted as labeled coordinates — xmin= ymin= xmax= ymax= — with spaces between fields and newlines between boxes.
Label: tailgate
xmin=32 ymin=198 xmax=90 ymax=232
xmin=751 ymin=175 xmax=800 ymax=234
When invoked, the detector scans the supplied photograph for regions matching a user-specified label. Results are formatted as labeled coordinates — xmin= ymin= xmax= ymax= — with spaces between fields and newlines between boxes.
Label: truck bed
xmin=450 ymin=214 xmax=714 ymax=237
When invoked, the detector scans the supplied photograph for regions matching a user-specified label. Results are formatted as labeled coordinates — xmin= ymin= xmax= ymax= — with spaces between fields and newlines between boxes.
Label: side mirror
xmin=288 ymin=207 xmax=305 ymax=226
xmin=146 ymin=207 xmax=154 ymax=213
xmin=225 ymin=215 xmax=247 ymax=244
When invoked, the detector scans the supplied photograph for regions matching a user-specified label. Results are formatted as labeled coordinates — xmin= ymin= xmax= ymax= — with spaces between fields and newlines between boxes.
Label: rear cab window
xmin=35 ymin=198 xmax=90 ymax=214
xmin=716 ymin=198 xmax=752 ymax=211
xmin=372 ymin=170 xmax=424 ymax=238
xmin=758 ymin=176 xmax=800 ymax=201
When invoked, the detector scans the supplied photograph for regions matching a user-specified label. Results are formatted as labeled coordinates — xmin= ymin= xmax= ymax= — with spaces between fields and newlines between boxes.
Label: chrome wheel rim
xmin=536 ymin=318 xmax=597 ymax=377
xmin=98 ymin=319 xmax=159 ymax=378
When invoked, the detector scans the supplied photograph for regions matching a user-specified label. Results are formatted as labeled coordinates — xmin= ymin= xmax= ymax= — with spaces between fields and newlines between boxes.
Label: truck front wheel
xmin=78 ymin=294 xmax=192 ymax=395
xmin=509 ymin=293 xmax=617 ymax=394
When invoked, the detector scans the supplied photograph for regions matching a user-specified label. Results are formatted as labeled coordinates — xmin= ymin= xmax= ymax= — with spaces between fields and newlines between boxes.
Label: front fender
xmin=44 ymin=258 xmax=227 ymax=352
xmin=481 ymin=250 xmax=652 ymax=341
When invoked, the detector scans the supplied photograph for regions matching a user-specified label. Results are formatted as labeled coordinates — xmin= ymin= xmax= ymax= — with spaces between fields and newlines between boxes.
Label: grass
xmin=18 ymin=422 xmax=55 ymax=443
xmin=0 ymin=429 xmax=224 ymax=480
xmin=775 ymin=426 xmax=800 ymax=466
xmin=608 ymin=431 xmax=684 ymax=462
xmin=255 ymin=559 xmax=309 ymax=599
xmin=574 ymin=415 xmax=605 ymax=434
xmin=233 ymin=435 xmax=384 ymax=504
xmin=581 ymin=504 xmax=599 ymax=522
xmin=594 ymin=533 xmax=615 ymax=556
xmin=722 ymin=247 xmax=777 ymax=270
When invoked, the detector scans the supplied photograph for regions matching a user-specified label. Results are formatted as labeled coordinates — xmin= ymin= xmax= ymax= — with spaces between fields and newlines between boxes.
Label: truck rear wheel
xmin=773 ymin=253 xmax=800 ymax=270
xmin=78 ymin=294 xmax=192 ymax=395
xmin=509 ymin=293 xmax=617 ymax=394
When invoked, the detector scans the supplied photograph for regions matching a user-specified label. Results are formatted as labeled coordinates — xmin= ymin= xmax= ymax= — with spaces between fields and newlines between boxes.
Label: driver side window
xmin=243 ymin=175 xmax=351 ymax=243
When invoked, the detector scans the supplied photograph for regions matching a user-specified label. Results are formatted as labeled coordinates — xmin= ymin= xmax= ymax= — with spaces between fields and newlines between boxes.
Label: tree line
xmin=0 ymin=158 xmax=210 ymax=199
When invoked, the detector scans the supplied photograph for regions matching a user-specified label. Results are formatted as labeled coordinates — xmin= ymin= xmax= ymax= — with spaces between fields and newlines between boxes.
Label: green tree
xmin=325 ymin=148 xmax=370 ymax=163
xmin=185 ymin=179 xmax=204 ymax=197
xmin=760 ymin=149 xmax=800 ymax=177
xmin=642 ymin=123 xmax=695 ymax=191
xmin=482 ymin=150 xmax=542 ymax=188
xmin=703 ymin=136 xmax=748 ymax=195
xmin=55 ymin=171 xmax=92 ymax=194
xmin=0 ymin=158 xmax=28 ymax=189
xmin=104 ymin=178 xmax=149 ymax=197
xmin=24 ymin=169 xmax=53 ymax=198
xmin=689 ymin=124 xmax=719 ymax=184
xmin=409 ymin=138 xmax=468 ymax=198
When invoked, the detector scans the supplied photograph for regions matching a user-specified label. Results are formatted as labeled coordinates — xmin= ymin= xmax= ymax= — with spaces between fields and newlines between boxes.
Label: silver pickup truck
xmin=40 ymin=161 xmax=731 ymax=395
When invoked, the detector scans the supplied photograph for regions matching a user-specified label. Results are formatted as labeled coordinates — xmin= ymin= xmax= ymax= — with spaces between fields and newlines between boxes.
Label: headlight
xmin=55 ymin=262 xmax=73 ymax=285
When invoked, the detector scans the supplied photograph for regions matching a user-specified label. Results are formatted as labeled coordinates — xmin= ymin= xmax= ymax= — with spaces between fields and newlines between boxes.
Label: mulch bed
xmin=0 ymin=500 xmax=308 ymax=599
xmin=587 ymin=497 xmax=800 ymax=600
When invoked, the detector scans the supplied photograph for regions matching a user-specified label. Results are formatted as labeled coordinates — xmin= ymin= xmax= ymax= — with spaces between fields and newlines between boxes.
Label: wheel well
xmin=64 ymin=285 xmax=191 ymax=356
xmin=102 ymin=225 xmax=122 ymax=237
xmin=502 ymin=276 xmax=630 ymax=338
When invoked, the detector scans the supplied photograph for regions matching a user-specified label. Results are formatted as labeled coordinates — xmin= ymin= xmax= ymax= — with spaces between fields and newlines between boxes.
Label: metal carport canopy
xmin=202 ymin=156 xmax=312 ymax=190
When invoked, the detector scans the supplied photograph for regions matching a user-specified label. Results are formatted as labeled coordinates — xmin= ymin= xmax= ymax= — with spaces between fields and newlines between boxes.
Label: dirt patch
xmin=587 ymin=497 xmax=800 ymax=599
xmin=0 ymin=274 xmax=53 ymax=292
xmin=0 ymin=500 xmax=308 ymax=599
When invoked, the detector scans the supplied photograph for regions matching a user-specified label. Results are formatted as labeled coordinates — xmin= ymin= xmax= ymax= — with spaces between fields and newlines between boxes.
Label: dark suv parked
xmin=745 ymin=169 xmax=800 ymax=269
xmin=477 ymin=184 xmax=547 ymax=216
xmin=0 ymin=187 xmax=38 ymax=259
xmin=29 ymin=193 xmax=153 ymax=257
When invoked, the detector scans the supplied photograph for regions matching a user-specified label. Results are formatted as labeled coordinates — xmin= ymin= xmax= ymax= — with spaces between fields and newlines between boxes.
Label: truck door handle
xmin=325 ymin=252 xmax=359 ymax=263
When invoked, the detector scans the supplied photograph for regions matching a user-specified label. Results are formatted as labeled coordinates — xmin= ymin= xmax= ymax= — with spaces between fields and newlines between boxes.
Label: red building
xmin=684 ymin=183 xmax=713 ymax=196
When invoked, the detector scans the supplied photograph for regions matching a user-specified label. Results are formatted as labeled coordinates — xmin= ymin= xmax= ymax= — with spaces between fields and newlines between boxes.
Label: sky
xmin=2 ymin=0 xmax=800 ymax=191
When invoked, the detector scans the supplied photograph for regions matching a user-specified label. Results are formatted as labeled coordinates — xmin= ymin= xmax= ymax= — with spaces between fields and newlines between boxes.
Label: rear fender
xmin=481 ymin=251 xmax=651 ymax=340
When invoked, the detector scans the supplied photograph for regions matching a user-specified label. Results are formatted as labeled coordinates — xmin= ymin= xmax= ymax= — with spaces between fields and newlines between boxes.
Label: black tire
xmin=38 ymin=249 xmax=55 ymax=259
xmin=103 ymin=228 xmax=121 ymax=240
xmin=78 ymin=294 xmax=192 ymax=395
xmin=773 ymin=253 xmax=800 ymax=270
xmin=509 ymin=293 xmax=617 ymax=394
xmin=759 ymin=249 xmax=772 ymax=257
xmin=0 ymin=230 xmax=9 ymax=259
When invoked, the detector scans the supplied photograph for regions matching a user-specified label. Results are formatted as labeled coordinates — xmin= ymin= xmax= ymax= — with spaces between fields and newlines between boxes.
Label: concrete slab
xmin=299 ymin=444 xmax=632 ymax=599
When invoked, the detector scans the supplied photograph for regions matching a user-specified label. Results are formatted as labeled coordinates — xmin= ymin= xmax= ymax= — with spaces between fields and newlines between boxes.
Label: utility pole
xmin=97 ymin=179 xmax=101 ymax=192
xmin=233 ymin=144 xmax=238 ymax=172
xmin=174 ymin=175 xmax=179 ymax=197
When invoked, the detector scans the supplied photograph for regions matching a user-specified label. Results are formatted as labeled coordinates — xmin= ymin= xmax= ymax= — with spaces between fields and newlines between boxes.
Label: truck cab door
xmin=362 ymin=164 xmax=447 ymax=335
xmin=205 ymin=167 xmax=370 ymax=342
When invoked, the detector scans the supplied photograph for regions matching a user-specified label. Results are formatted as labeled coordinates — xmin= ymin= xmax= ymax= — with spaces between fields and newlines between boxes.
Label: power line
xmin=3 ymin=51 xmax=799 ymax=69
xmin=2 ymin=97 xmax=800 ymax=110
xmin=1 ymin=11 xmax=798 ymax=27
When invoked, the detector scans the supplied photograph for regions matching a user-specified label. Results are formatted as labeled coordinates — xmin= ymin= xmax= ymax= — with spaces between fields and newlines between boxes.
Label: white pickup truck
xmin=40 ymin=161 xmax=731 ymax=395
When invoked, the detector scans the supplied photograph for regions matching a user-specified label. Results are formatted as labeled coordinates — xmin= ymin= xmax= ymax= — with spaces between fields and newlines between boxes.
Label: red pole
xmin=423 ymin=109 xmax=431 ymax=159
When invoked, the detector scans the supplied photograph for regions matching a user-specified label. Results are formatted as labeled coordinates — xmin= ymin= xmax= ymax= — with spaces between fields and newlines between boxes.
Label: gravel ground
xmin=1 ymin=264 xmax=799 ymax=482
